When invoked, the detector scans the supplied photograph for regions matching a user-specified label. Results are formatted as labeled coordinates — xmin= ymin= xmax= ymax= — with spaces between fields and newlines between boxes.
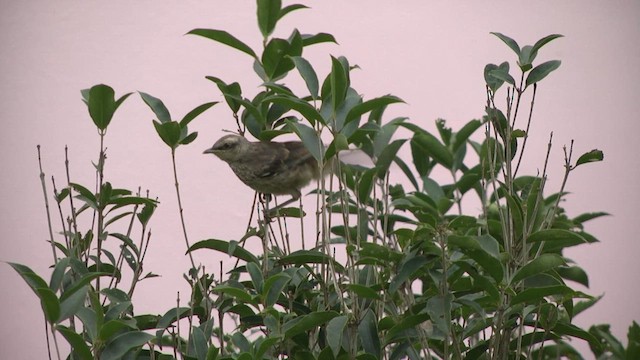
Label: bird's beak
xmin=203 ymin=147 xmax=215 ymax=154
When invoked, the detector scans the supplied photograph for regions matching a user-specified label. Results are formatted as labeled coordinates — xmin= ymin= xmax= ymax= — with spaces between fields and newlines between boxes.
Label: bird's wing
xmin=251 ymin=142 xmax=291 ymax=178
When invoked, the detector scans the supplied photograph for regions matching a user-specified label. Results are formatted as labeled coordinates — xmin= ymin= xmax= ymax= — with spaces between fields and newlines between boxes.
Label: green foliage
xmin=10 ymin=2 xmax=625 ymax=359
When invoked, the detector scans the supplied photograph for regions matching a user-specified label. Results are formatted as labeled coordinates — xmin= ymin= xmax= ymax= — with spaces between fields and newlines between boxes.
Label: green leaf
xmin=389 ymin=256 xmax=429 ymax=293
xmin=8 ymin=262 xmax=49 ymax=293
xmin=262 ymin=38 xmax=296 ymax=80
xmin=557 ymin=266 xmax=589 ymax=287
xmin=575 ymin=149 xmax=604 ymax=167
xmin=291 ymin=56 xmax=319 ymax=99
xmin=37 ymin=287 xmax=60 ymax=324
xmin=279 ymin=4 xmax=309 ymax=21
xmin=346 ymin=284 xmax=381 ymax=300
xmin=56 ymin=325 xmax=93 ymax=360
xmin=180 ymin=101 xmax=217 ymax=128
xmin=269 ymin=96 xmax=324 ymax=125
xmin=187 ymin=28 xmax=257 ymax=58
xmin=330 ymin=56 xmax=349 ymax=111
xmin=287 ymin=120 xmax=324 ymax=161
xmin=525 ymin=60 xmax=561 ymax=87
xmin=491 ymin=32 xmax=520 ymax=55
xmin=510 ymin=285 xmax=574 ymax=305
xmin=327 ymin=315 xmax=348 ymax=357
xmin=627 ymin=321 xmax=640 ymax=360
xmin=205 ymin=76 xmax=242 ymax=113
xmin=277 ymin=250 xmax=345 ymax=273
xmin=187 ymin=239 xmax=259 ymax=264
xmin=257 ymin=0 xmax=281 ymax=37
xmin=376 ymin=139 xmax=406 ymax=179
xmin=511 ymin=254 xmax=566 ymax=284
xmin=283 ymin=311 xmax=339 ymax=338
xmin=302 ymin=32 xmax=337 ymax=47
xmin=452 ymin=119 xmax=483 ymax=152
xmin=139 ymin=92 xmax=171 ymax=123
xmin=59 ymin=285 xmax=88 ymax=321
xmin=86 ymin=85 xmax=131 ymax=131
xmin=449 ymin=235 xmax=504 ymax=282
xmin=484 ymin=62 xmax=509 ymax=92
xmin=263 ymin=273 xmax=291 ymax=307
xmin=531 ymin=34 xmax=564 ymax=58
xmin=246 ymin=262 xmax=263 ymax=293
xmin=489 ymin=68 xmax=515 ymax=86
xmin=358 ymin=309 xmax=381 ymax=359
xmin=345 ymin=95 xmax=404 ymax=125
xmin=153 ymin=120 xmax=182 ymax=149
xmin=100 ymin=331 xmax=154 ymax=360
xmin=527 ymin=229 xmax=587 ymax=252
xmin=413 ymin=132 xmax=453 ymax=169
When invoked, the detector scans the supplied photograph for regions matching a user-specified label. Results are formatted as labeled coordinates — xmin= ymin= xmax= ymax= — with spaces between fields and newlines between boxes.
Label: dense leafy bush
xmin=10 ymin=1 xmax=639 ymax=359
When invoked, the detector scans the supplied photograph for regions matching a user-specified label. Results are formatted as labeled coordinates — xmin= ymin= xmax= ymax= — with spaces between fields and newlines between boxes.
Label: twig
xmin=37 ymin=146 xmax=58 ymax=262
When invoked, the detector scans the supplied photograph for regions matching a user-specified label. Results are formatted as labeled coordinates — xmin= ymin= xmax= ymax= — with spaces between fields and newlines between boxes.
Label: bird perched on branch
xmin=204 ymin=134 xmax=329 ymax=209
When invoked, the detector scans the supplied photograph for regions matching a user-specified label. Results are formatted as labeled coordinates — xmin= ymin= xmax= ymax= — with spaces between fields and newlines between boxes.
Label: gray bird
xmin=204 ymin=134 xmax=326 ymax=208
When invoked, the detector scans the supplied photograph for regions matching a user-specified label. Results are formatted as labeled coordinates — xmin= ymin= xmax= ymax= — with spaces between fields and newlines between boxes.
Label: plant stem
xmin=37 ymin=145 xmax=59 ymax=262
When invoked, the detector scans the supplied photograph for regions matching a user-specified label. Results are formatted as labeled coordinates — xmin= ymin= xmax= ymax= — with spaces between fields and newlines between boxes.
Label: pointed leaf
xmin=413 ymin=132 xmax=453 ymax=169
xmin=87 ymin=84 xmax=116 ymax=130
xmin=511 ymin=254 xmax=566 ymax=284
xmin=302 ymin=32 xmax=337 ymax=47
xmin=101 ymin=331 xmax=154 ymax=360
xmin=575 ymin=149 xmax=604 ymax=167
xmin=263 ymin=273 xmax=291 ymax=307
xmin=287 ymin=120 xmax=323 ymax=161
xmin=279 ymin=4 xmax=309 ymax=21
xmin=187 ymin=28 xmax=257 ymax=58
xmin=187 ymin=239 xmax=259 ymax=264
xmin=180 ymin=102 xmax=217 ymax=127
xmin=345 ymin=95 xmax=404 ymax=125
xmin=525 ymin=60 xmax=561 ymax=87
xmin=358 ymin=309 xmax=381 ymax=359
xmin=327 ymin=315 xmax=348 ymax=357
xmin=291 ymin=56 xmax=319 ymax=99
xmin=531 ymin=34 xmax=564 ymax=56
xmin=257 ymin=0 xmax=281 ymax=37
xmin=56 ymin=325 xmax=93 ymax=360
xmin=491 ymin=32 xmax=520 ymax=55
xmin=283 ymin=311 xmax=339 ymax=338
xmin=139 ymin=92 xmax=171 ymax=123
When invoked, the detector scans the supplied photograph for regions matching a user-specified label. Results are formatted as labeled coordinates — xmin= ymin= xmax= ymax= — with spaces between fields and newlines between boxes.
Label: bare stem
xmin=37 ymin=145 xmax=58 ymax=262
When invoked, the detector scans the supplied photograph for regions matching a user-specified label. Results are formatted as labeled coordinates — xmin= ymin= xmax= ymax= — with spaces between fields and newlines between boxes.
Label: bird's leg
xmin=266 ymin=190 xmax=301 ymax=218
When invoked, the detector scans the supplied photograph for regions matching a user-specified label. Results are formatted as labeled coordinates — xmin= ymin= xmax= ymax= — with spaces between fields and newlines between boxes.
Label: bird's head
xmin=203 ymin=134 xmax=250 ymax=162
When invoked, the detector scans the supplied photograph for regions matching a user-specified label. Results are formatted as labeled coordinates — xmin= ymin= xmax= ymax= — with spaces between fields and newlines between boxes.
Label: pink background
xmin=1 ymin=1 xmax=638 ymax=357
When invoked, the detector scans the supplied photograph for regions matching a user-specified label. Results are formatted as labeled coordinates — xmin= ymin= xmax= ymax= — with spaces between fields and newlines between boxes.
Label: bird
xmin=203 ymin=134 xmax=328 ymax=209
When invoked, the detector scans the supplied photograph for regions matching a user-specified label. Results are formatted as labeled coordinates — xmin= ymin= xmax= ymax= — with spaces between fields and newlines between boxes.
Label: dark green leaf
xmin=263 ymin=273 xmax=290 ymax=307
xmin=139 ymin=92 xmax=171 ymax=123
xmin=279 ymin=4 xmax=309 ymax=21
xmin=277 ymin=250 xmax=345 ymax=273
xmin=413 ymin=131 xmax=453 ymax=169
xmin=489 ymin=68 xmax=515 ymax=86
xmin=101 ymin=331 xmax=154 ymax=360
xmin=358 ymin=309 xmax=381 ymax=359
xmin=327 ymin=315 xmax=348 ymax=357
xmin=187 ymin=28 xmax=257 ymax=58
xmin=557 ymin=266 xmax=589 ymax=287
xmin=452 ymin=119 xmax=483 ymax=152
xmin=187 ymin=239 xmax=259 ymax=264
xmin=376 ymin=139 xmax=406 ymax=179
xmin=257 ymin=0 xmax=281 ymax=37
xmin=510 ymin=285 xmax=574 ymax=305
xmin=301 ymin=32 xmax=337 ymax=47
xmin=56 ymin=325 xmax=93 ymax=360
xmin=525 ymin=60 xmax=561 ymax=87
xmin=491 ymin=32 xmax=520 ymax=55
xmin=291 ymin=56 xmax=319 ymax=99
xmin=527 ymin=229 xmax=587 ymax=252
xmin=180 ymin=101 xmax=217 ymax=128
xmin=283 ymin=311 xmax=339 ymax=338
xmin=37 ymin=287 xmax=60 ymax=323
xmin=287 ymin=120 xmax=324 ymax=161
xmin=531 ymin=34 xmax=564 ymax=57
xmin=389 ymin=256 xmax=429 ymax=293
xmin=511 ymin=254 xmax=566 ymax=284
xmin=345 ymin=95 xmax=404 ymax=125
xmin=269 ymin=96 xmax=324 ymax=125
xmin=575 ymin=149 xmax=604 ymax=167
xmin=330 ymin=56 xmax=348 ymax=111
xmin=153 ymin=121 xmax=181 ymax=149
